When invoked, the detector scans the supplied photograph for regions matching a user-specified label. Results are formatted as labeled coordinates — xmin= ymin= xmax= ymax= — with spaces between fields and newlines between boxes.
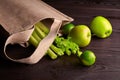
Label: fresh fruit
xmin=62 ymin=23 xmax=75 ymax=35
xmin=69 ymin=25 xmax=91 ymax=47
xmin=90 ymin=16 xmax=112 ymax=38
xmin=80 ymin=50 xmax=96 ymax=66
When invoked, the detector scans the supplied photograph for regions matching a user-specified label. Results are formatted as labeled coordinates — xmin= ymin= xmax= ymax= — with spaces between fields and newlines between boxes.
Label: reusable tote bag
xmin=0 ymin=0 xmax=73 ymax=64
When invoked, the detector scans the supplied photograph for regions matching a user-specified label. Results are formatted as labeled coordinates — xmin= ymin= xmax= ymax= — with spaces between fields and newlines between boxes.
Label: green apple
xmin=90 ymin=16 xmax=112 ymax=38
xmin=69 ymin=25 xmax=91 ymax=47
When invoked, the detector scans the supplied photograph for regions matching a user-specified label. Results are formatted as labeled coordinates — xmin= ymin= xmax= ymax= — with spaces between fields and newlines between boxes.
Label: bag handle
xmin=4 ymin=19 xmax=62 ymax=64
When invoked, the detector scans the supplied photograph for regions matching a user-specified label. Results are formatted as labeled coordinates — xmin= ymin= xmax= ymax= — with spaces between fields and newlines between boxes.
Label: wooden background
xmin=0 ymin=0 xmax=120 ymax=80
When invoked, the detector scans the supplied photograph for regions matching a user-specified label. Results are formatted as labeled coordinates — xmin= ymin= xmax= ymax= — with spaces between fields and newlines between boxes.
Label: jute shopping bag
xmin=0 ymin=0 xmax=73 ymax=64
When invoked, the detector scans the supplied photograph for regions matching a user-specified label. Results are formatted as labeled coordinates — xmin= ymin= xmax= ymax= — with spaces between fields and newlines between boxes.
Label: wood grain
xmin=0 ymin=0 xmax=120 ymax=80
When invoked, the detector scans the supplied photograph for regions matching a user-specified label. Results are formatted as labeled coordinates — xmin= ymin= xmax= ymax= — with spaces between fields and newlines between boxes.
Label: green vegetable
xmin=29 ymin=21 xmax=82 ymax=59
xmin=29 ymin=21 xmax=96 ymax=67
xmin=35 ymin=23 xmax=64 ymax=56
xmin=29 ymin=27 xmax=57 ymax=59
xmin=54 ymin=36 xmax=82 ymax=56
xmin=35 ymin=22 xmax=49 ymax=34
xmin=29 ymin=22 xmax=64 ymax=59
xmin=50 ymin=44 xmax=64 ymax=56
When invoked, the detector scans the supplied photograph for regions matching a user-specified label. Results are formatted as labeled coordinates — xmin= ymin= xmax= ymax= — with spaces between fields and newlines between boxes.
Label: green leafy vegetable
xmin=54 ymin=36 xmax=82 ymax=56
xmin=29 ymin=21 xmax=82 ymax=59
xmin=29 ymin=22 xmax=64 ymax=59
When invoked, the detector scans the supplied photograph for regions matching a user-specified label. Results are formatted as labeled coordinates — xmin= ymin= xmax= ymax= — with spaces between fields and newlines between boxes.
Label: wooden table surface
xmin=0 ymin=0 xmax=120 ymax=80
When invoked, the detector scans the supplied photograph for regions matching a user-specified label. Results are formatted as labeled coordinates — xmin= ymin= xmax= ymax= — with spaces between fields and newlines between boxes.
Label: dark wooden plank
xmin=0 ymin=0 xmax=120 ymax=80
